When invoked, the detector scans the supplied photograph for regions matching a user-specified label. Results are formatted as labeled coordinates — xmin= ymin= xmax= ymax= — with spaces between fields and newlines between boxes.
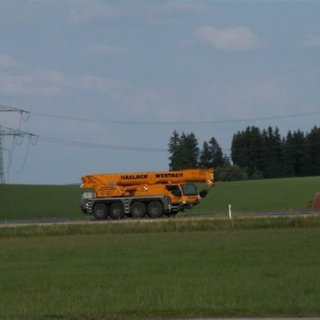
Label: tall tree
xmin=305 ymin=126 xmax=320 ymax=175
xmin=283 ymin=130 xmax=306 ymax=177
xmin=168 ymin=130 xmax=181 ymax=171
xmin=168 ymin=131 xmax=199 ymax=170
xmin=231 ymin=126 xmax=263 ymax=177
xmin=180 ymin=132 xmax=199 ymax=169
xmin=199 ymin=141 xmax=212 ymax=169
xmin=261 ymin=127 xmax=283 ymax=178
xmin=199 ymin=136 xmax=224 ymax=169
xmin=209 ymin=137 xmax=224 ymax=167
xmin=169 ymin=126 xmax=320 ymax=179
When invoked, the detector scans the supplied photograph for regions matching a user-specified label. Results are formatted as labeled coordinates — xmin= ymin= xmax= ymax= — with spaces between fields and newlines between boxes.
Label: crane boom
xmin=81 ymin=168 xmax=213 ymax=189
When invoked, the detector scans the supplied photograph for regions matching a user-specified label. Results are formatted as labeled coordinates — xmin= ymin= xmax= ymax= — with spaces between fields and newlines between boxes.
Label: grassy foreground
xmin=196 ymin=175 xmax=320 ymax=213
xmin=1 ymin=215 xmax=320 ymax=238
xmin=0 ymin=175 xmax=319 ymax=220
xmin=0 ymin=184 xmax=81 ymax=220
xmin=0 ymin=225 xmax=320 ymax=319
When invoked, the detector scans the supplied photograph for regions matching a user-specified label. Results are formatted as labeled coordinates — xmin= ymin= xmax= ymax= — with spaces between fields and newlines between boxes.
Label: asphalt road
xmin=0 ymin=211 xmax=319 ymax=228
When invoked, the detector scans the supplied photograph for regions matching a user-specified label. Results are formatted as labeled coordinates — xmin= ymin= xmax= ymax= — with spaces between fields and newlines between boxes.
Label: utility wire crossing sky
xmin=0 ymin=0 xmax=320 ymax=184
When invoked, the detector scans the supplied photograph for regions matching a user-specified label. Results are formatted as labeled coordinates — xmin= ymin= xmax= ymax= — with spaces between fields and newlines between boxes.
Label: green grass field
xmin=0 ymin=184 xmax=82 ymax=220
xmin=1 ymin=176 xmax=320 ymax=319
xmin=0 ymin=227 xmax=320 ymax=319
xmin=1 ymin=176 xmax=319 ymax=220
xmin=196 ymin=175 xmax=320 ymax=213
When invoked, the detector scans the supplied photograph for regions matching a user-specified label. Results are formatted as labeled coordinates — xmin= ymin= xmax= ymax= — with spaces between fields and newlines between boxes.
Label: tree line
xmin=168 ymin=126 xmax=320 ymax=181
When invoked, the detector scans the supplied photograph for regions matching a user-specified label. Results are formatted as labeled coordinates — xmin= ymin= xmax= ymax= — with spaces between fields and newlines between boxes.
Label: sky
xmin=0 ymin=0 xmax=320 ymax=184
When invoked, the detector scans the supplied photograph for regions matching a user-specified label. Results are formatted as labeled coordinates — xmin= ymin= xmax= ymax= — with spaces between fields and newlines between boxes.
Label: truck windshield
xmin=182 ymin=183 xmax=198 ymax=196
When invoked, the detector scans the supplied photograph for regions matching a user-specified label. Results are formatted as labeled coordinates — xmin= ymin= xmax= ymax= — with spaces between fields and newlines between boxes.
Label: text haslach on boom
xmin=121 ymin=174 xmax=148 ymax=180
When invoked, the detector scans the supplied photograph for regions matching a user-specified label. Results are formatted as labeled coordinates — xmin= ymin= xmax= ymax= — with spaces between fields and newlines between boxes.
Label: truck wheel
xmin=131 ymin=202 xmax=146 ymax=219
xmin=147 ymin=201 xmax=163 ymax=218
xmin=93 ymin=203 xmax=108 ymax=220
xmin=109 ymin=202 xmax=125 ymax=220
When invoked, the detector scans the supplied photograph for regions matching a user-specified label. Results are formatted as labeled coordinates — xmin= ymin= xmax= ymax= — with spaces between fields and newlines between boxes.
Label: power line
xmin=37 ymin=135 xmax=166 ymax=152
xmin=118 ymin=64 xmax=320 ymax=91
xmin=0 ymin=125 xmax=164 ymax=153
xmin=14 ymin=106 xmax=320 ymax=125
xmin=0 ymin=126 xmax=38 ymax=138
xmin=2 ymin=102 xmax=320 ymax=125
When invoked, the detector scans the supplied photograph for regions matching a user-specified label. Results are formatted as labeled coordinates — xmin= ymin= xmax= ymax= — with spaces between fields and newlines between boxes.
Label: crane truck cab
xmin=80 ymin=168 xmax=214 ymax=219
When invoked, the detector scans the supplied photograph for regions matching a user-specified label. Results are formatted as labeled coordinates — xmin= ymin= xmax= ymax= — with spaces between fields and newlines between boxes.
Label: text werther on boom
xmin=155 ymin=173 xmax=183 ymax=179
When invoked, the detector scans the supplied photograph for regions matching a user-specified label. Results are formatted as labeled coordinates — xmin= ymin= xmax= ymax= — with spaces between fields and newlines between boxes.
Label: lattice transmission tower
xmin=0 ymin=129 xmax=4 ymax=184
xmin=0 ymin=105 xmax=33 ymax=184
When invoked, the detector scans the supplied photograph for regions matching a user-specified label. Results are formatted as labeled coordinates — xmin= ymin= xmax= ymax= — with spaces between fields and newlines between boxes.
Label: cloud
xmin=301 ymin=34 xmax=320 ymax=47
xmin=74 ymin=74 xmax=126 ymax=92
xmin=196 ymin=26 xmax=262 ymax=51
xmin=0 ymin=70 xmax=127 ymax=96
xmin=68 ymin=2 xmax=117 ymax=24
xmin=0 ymin=71 xmax=66 ymax=96
xmin=0 ymin=53 xmax=18 ymax=69
xmin=68 ymin=0 xmax=206 ymax=24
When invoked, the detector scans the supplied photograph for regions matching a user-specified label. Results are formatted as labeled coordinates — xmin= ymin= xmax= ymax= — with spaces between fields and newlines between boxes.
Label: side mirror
xmin=199 ymin=189 xmax=208 ymax=198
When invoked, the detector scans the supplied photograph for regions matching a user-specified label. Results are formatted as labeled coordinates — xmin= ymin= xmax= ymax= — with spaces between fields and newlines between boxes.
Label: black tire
xmin=93 ymin=203 xmax=108 ymax=220
xmin=147 ymin=201 xmax=163 ymax=218
xmin=131 ymin=202 xmax=146 ymax=219
xmin=109 ymin=202 xmax=125 ymax=220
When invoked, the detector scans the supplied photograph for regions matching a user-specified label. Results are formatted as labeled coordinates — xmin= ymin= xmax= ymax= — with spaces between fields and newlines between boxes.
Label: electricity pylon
xmin=0 ymin=126 xmax=37 ymax=183
xmin=0 ymin=104 xmax=34 ymax=183
xmin=0 ymin=130 xmax=4 ymax=184
xmin=0 ymin=105 xmax=30 ymax=183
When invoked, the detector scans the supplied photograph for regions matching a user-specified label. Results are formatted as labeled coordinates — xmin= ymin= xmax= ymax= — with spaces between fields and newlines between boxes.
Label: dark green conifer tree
xmin=209 ymin=137 xmax=224 ymax=167
xmin=283 ymin=130 xmax=306 ymax=177
xmin=231 ymin=126 xmax=263 ymax=178
xmin=305 ymin=126 xmax=320 ymax=175
xmin=168 ymin=131 xmax=199 ymax=170
xmin=199 ymin=141 xmax=212 ymax=169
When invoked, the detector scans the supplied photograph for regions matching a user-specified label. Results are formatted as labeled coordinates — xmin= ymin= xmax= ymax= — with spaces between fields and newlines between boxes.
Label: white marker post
xmin=228 ymin=204 xmax=232 ymax=220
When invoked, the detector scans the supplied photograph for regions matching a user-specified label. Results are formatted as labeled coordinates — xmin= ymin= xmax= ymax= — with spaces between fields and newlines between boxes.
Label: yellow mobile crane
xmin=81 ymin=168 xmax=214 ymax=219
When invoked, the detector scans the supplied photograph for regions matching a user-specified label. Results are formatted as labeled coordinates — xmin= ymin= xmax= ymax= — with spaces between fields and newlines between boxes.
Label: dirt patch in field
xmin=312 ymin=192 xmax=320 ymax=210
